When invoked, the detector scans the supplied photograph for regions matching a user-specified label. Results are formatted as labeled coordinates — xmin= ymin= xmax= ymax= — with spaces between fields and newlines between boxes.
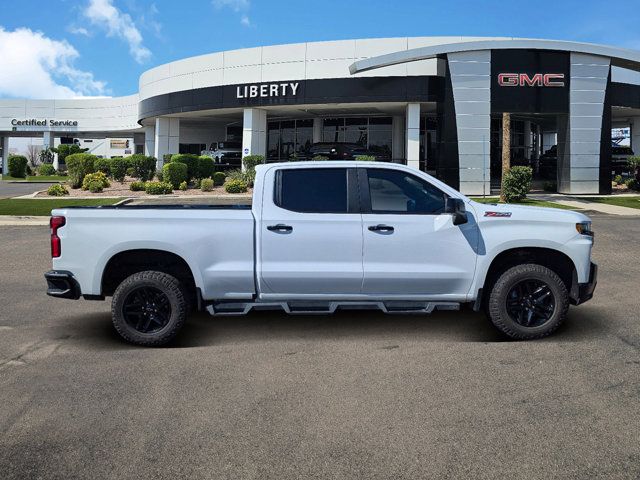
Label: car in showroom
xmin=301 ymin=142 xmax=390 ymax=161
xmin=200 ymin=141 xmax=243 ymax=168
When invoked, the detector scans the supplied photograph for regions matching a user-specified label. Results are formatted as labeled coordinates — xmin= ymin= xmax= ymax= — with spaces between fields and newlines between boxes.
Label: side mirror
xmin=445 ymin=197 xmax=468 ymax=226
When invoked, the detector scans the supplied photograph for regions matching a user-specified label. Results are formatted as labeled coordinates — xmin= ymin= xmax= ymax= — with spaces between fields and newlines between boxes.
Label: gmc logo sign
xmin=498 ymin=73 xmax=565 ymax=87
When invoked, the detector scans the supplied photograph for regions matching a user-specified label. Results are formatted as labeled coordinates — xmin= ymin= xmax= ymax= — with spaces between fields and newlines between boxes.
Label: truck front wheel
xmin=111 ymin=271 xmax=187 ymax=346
xmin=487 ymin=264 xmax=569 ymax=340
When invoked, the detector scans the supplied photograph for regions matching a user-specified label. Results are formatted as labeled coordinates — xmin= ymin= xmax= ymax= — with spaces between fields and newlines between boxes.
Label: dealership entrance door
xmin=490 ymin=113 xmax=567 ymax=193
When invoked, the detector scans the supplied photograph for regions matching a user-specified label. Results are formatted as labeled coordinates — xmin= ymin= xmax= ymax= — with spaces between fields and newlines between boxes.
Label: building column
xmin=447 ymin=50 xmax=491 ymax=196
xmin=392 ymin=115 xmax=405 ymax=162
xmin=242 ymin=108 xmax=267 ymax=167
xmin=558 ymin=53 xmax=610 ymax=194
xmin=154 ymin=118 xmax=180 ymax=169
xmin=406 ymin=103 xmax=420 ymax=170
xmin=312 ymin=117 xmax=323 ymax=143
xmin=144 ymin=126 xmax=155 ymax=157
xmin=1 ymin=137 xmax=9 ymax=176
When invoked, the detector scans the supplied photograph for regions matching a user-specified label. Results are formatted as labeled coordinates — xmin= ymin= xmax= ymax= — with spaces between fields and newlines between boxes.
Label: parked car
xmin=538 ymin=145 xmax=558 ymax=180
xmin=201 ymin=141 xmax=242 ymax=167
xmin=302 ymin=142 xmax=390 ymax=161
xmin=45 ymin=161 xmax=596 ymax=346
xmin=611 ymin=145 xmax=634 ymax=174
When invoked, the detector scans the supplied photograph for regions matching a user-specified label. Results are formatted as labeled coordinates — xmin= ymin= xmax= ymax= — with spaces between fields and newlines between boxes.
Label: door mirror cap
xmin=445 ymin=197 xmax=468 ymax=226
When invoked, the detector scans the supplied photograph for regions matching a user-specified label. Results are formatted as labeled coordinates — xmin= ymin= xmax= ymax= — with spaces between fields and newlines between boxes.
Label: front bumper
xmin=575 ymin=262 xmax=597 ymax=305
xmin=45 ymin=270 xmax=80 ymax=299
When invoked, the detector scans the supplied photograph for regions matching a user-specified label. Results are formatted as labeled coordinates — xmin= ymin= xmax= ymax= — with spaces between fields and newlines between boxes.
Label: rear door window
xmin=275 ymin=168 xmax=350 ymax=213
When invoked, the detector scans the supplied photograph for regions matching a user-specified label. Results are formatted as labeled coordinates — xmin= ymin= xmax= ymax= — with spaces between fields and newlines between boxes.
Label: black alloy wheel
xmin=111 ymin=271 xmax=187 ymax=346
xmin=487 ymin=263 xmax=569 ymax=340
xmin=122 ymin=286 xmax=172 ymax=334
xmin=505 ymin=279 xmax=556 ymax=328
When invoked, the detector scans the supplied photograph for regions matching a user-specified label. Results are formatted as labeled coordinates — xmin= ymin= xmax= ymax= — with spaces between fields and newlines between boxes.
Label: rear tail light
xmin=50 ymin=216 xmax=65 ymax=258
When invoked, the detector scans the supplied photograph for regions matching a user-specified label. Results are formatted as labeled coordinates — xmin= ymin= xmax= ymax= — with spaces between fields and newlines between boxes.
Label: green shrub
xmin=502 ymin=166 xmax=533 ymax=202
xmin=47 ymin=184 xmax=68 ymax=196
xmin=7 ymin=155 xmax=28 ymax=178
xmin=82 ymin=172 xmax=110 ymax=191
xmin=198 ymin=156 xmax=215 ymax=179
xmin=66 ymin=153 xmax=96 ymax=188
xmin=170 ymin=154 xmax=199 ymax=180
xmin=129 ymin=154 xmax=157 ymax=181
xmin=242 ymin=155 xmax=264 ymax=186
xmin=38 ymin=164 xmax=56 ymax=176
xmin=156 ymin=169 xmax=163 ymax=182
xmin=94 ymin=158 xmax=111 ymax=176
xmin=85 ymin=179 xmax=105 ymax=193
xmin=213 ymin=171 xmax=226 ymax=186
xmin=144 ymin=181 xmax=173 ymax=195
xmin=226 ymin=169 xmax=249 ymax=183
xmin=179 ymin=181 xmax=188 ymax=191
xmin=624 ymin=178 xmax=639 ymax=190
xmin=110 ymin=157 xmax=128 ymax=182
xmin=354 ymin=155 xmax=376 ymax=161
xmin=312 ymin=155 xmax=329 ymax=161
xmin=54 ymin=144 xmax=88 ymax=167
xmin=162 ymin=153 xmax=174 ymax=164
xmin=543 ymin=181 xmax=557 ymax=192
xmin=130 ymin=180 xmax=146 ymax=191
xmin=627 ymin=156 xmax=640 ymax=172
xmin=613 ymin=174 xmax=623 ymax=185
xmin=225 ymin=179 xmax=248 ymax=193
xmin=162 ymin=162 xmax=188 ymax=189
xmin=200 ymin=178 xmax=214 ymax=192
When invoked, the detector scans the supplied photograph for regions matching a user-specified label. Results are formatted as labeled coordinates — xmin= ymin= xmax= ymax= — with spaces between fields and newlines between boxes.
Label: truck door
xmin=258 ymin=166 xmax=363 ymax=297
xmin=359 ymin=167 xmax=478 ymax=298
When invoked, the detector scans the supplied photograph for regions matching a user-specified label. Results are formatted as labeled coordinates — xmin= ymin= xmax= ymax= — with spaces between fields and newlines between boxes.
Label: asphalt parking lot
xmin=1 ymin=215 xmax=639 ymax=479
xmin=0 ymin=181 xmax=54 ymax=199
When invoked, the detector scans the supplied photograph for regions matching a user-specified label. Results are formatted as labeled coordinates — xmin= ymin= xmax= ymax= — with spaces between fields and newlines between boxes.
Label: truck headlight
xmin=576 ymin=221 xmax=593 ymax=237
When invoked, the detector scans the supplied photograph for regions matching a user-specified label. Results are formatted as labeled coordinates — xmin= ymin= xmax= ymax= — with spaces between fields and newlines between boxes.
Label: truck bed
xmin=51 ymin=204 xmax=256 ymax=299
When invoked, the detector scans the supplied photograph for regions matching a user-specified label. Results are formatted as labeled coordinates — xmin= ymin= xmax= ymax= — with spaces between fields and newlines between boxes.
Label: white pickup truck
xmin=45 ymin=161 xmax=597 ymax=346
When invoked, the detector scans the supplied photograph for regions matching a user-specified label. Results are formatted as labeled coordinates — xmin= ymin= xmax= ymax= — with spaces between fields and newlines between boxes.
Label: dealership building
xmin=2 ymin=36 xmax=640 ymax=195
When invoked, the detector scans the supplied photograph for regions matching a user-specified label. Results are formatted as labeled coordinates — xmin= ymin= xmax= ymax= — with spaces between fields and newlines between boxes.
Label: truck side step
xmin=206 ymin=301 xmax=460 ymax=316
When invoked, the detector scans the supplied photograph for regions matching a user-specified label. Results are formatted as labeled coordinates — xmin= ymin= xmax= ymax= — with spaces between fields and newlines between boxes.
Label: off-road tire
xmin=487 ymin=263 xmax=569 ymax=340
xmin=111 ymin=271 xmax=187 ymax=346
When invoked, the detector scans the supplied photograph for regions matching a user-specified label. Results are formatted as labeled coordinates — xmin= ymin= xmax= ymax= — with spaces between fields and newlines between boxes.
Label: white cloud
xmin=83 ymin=0 xmax=151 ymax=63
xmin=213 ymin=0 xmax=250 ymax=11
xmin=68 ymin=25 xmax=90 ymax=36
xmin=0 ymin=27 xmax=108 ymax=99
xmin=213 ymin=0 xmax=252 ymax=27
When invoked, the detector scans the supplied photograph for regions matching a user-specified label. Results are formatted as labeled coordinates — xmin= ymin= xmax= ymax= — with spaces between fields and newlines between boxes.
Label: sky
xmin=0 ymin=0 xmax=639 ymax=99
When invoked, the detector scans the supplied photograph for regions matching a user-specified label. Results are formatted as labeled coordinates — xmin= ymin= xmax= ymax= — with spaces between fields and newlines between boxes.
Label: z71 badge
xmin=484 ymin=211 xmax=512 ymax=217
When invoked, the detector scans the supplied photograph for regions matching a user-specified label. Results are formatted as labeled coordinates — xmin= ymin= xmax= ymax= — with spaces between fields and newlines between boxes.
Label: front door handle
xmin=267 ymin=224 xmax=293 ymax=233
xmin=368 ymin=224 xmax=394 ymax=233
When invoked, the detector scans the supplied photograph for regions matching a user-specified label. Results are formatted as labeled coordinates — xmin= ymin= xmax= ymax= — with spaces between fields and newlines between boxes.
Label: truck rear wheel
xmin=487 ymin=264 xmax=569 ymax=340
xmin=111 ymin=271 xmax=187 ymax=346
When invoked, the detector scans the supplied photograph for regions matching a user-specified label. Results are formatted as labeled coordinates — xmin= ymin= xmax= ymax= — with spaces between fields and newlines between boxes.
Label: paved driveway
xmin=0 ymin=181 xmax=53 ymax=199
xmin=0 ymin=215 xmax=639 ymax=479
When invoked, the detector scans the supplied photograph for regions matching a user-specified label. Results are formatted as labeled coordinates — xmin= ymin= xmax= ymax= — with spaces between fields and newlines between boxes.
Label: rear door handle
xmin=267 ymin=224 xmax=293 ymax=233
xmin=368 ymin=224 xmax=394 ymax=233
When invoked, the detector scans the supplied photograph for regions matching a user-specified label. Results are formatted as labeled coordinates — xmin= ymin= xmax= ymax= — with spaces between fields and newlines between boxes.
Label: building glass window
xmin=267 ymin=116 xmax=394 ymax=162
xmin=368 ymin=117 xmax=393 ymax=159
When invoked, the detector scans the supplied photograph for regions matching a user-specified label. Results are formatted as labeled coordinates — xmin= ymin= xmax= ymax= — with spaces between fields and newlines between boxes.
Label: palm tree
xmin=500 ymin=112 xmax=511 ymax=202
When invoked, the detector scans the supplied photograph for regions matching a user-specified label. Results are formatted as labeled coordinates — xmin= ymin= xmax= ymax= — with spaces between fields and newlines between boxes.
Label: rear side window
xmin=275 ymin=168 xmax=349 ymax=213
